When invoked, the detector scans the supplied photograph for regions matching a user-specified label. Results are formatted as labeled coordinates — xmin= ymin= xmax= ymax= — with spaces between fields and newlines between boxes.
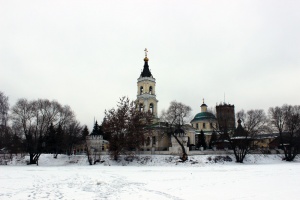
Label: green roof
xmin=191 ymin=112 xmax=216 ymax=122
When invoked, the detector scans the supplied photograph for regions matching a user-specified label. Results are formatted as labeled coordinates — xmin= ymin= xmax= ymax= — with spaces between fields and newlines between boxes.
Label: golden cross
xmin=203 ymin=98 xmax=205 ymax=104
xmin=144 ymin=48 xmax=148 ymax=57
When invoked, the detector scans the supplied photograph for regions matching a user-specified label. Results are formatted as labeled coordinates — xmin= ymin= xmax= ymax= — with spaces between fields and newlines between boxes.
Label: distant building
xmin=190 ymin=100 xmax=218 ymax=146
xmin=216 ymin=103 xmax=235 ymax=132
xmin=86 ymin=134 xmax=108 ymax=154
xmin=86 ymin=122 xmax=108 ymax=158
xmin=135 ymin=49 xmax=158 ymax=119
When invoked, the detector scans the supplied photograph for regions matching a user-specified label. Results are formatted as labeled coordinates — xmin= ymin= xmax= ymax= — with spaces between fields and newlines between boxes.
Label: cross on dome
xmin=144 ymin=48 xmax=149 ymax=62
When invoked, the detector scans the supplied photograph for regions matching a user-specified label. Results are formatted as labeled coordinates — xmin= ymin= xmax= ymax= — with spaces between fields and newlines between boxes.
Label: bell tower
xmin=136 ymin=48 xmax=158 ymax=118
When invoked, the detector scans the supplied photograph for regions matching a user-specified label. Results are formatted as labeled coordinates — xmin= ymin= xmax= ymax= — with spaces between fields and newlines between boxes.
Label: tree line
xmin=1 ymin=91 xmax=300 ymax=165
xmin=0 ymin=91 xmax=88 ymax=165
xmin=101 ymin=96 xmax=300 ymax=163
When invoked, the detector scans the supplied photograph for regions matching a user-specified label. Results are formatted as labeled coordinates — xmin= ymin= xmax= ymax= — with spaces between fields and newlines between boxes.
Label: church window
xmin=146 ymin=137 xmax=150 ymax=146
xmin=139 ymin=104 xmax=144 ymax=112
xmin=196 ymin=123 xmax=199 ymax=129
xmin=149 ymin=86 xmax=153 ymax=94
xmin=210 ymin=123 xmax=213 ymax=129
xmin=152 ymin=136 xmax=156 ymax=146
xmin=203 ymin=123 xmax=206 ymax=129
xmin=140 ymin=86 xmax=143 ymax=94
xmin=149 ymin=103 xmax=154 ymax=114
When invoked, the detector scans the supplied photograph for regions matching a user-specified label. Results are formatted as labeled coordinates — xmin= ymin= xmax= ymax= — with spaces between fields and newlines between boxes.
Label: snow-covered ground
xmin=0 ymin=154 xmax=299 ymax=200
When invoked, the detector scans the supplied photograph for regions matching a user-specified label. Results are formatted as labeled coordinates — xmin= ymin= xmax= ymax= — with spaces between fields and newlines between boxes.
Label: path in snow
xmin=0 ymin=163 xmax=299 ymax=200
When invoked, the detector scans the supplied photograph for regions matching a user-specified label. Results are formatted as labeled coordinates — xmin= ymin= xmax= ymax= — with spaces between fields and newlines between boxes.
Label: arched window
xmin=149 ymin=86 xmax=153 ymax=94
xmin=146 ymin=137 xmax=150 ymax=146
xmin=139 ymin=104 xmax=144 ymax=112
xmin=152 ymin=136 xmax=156 ymax=146
xmin=140 ymin=86 xmax=143 ymax=95
xmin=149 ymin=103 xmax=154 ymax=114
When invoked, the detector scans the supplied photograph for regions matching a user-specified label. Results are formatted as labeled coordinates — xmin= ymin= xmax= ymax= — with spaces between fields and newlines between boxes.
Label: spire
xmin=201 ymin=98 xmax=208 ymax=112
xmin=140 ymin=48 xmax=153 ymax=77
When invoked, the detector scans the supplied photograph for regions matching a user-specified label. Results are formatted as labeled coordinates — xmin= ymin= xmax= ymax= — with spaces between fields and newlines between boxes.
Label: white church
xmin=135 ymin=49 xmax=196 ymax=155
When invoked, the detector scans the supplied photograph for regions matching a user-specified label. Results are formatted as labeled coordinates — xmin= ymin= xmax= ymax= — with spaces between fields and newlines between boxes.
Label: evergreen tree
xmin=81 ymin=125 xmax=89 ymax=140
xmin=101 ymin=118 xmax=110 ymax=141
xmin=54 ymin=124 xmax=64 ymax=158
xmin=45 ymin=123 xmax=56 ymax=154
xmin=91 ymin=121 xmax=102 ymax=135
xmin=199 ymin=130 xmax=207 ymax=150
xmin=64 ymin=121 xmax=83 ymax=155
xmin=209 ymin=131 xmax=218 ymax=149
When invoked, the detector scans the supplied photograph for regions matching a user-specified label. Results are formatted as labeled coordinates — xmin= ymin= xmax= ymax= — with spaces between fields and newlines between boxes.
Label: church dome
xmin=191 ymin=112 xmax=216 ymax=122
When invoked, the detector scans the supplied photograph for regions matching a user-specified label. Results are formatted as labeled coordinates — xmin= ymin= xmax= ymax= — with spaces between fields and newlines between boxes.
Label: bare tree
xmin=0 ymin=92 xmax=10 ymax=153
xmin=269 ymin=105 xmax=300 ymax=161
xmin=230 ymin=119 xmax=252 ymax=163
xmin=236 ymin=109 xmax=269 ymax=134
xmin=11 ymin=98 xmax=77 ymax=164
xmin=85 ymin=140 xmax=93 ymax=165
xmin=59 ymin=105 xmax=75 ymax=128
xmin=221 ymin=109 xmax=268 ymax=163
xmin=0 ymin=91 xmax=9 ymax=127
xmin=11 ymin=99 xmax=35 ymax=164
xmin=103 ymin=97 xmax=153 ymax=160
xmin=161 ymin=101 xmax=191 ymax=162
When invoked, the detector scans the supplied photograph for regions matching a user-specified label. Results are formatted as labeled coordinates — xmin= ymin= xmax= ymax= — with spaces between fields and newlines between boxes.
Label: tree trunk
xmin=29 ymin=153 xmax=36 ymax=164
xmin=233 ymin=146 xmax=248 ymax=163
xmin=34 ymin=154 xmax=40 ymax=166
xmin=29 ymin=153 xmax=40 ymax=165
xmin=85 ymin=142 xmax=93 ymax=165
xmin=284 ymin=146 xmax=297 ymax=161
xmin=172 ymin=134 xmax=188 ymax=162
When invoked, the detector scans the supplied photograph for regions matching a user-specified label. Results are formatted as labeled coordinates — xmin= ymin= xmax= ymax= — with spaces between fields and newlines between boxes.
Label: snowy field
xmin=0 ymin=154 xmax=300 ymax=200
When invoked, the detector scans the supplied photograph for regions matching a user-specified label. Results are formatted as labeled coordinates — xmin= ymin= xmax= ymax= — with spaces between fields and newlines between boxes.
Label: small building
xmin=191 ymin=100 xmax=218 ymax=146
xmin=86 ymin=124 xmax=109 ymax=158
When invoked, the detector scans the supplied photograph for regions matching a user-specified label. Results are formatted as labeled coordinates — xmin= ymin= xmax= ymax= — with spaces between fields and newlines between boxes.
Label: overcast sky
xmin=1 ymin=0 xmax=300 ymax=130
